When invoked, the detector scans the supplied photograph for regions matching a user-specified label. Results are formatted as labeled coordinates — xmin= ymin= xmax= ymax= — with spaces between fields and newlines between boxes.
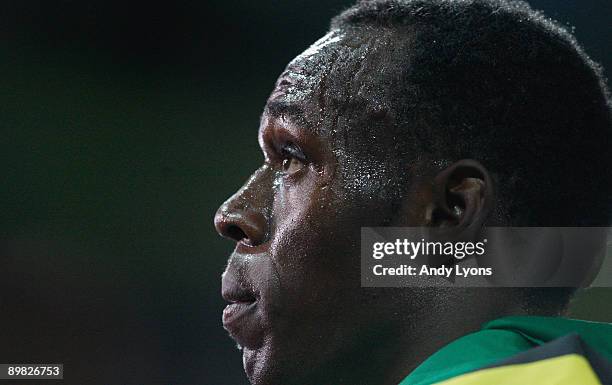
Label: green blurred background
xmin=0 ymin=1 xmax=610 ymax=384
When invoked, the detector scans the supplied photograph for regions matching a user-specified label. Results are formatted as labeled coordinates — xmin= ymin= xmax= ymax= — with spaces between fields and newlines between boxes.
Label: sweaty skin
xmin=215 ymin=31 xmax=524 ymax=385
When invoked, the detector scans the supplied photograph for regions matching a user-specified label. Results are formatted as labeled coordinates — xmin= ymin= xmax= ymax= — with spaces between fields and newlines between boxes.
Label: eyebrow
xmin=264 ymin=100 xmax=306 ymax=122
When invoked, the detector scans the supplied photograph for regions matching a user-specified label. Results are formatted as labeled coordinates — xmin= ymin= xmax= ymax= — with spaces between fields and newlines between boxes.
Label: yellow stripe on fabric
xmin=433 ymin=354 xmax=602 ymax=385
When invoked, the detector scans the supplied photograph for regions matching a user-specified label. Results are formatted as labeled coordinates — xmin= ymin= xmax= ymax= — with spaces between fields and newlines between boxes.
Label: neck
xmin=290 ymin=289 xmax=531 ymax=385
xmin=381 ymin=289 xmax=532 ymax=385
xmin=303 ymin=289 xmax=531 ymax=385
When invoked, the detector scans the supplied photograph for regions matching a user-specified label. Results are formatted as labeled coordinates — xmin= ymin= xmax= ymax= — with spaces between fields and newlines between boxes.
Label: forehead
xmin=262 ymin=31 xmax=345 ymax=134
xmin=262 ymin=27 xmax=400 ymax=132
xmin=261 ymin=29 xmax=411 ymax=196
xmin=269 ymin=31 xmax=344 ymax=104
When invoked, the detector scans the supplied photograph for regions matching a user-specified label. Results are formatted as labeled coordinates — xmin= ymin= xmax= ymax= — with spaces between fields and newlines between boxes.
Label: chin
xmin=242 ymin=346 xmax=278 ymax=385
xmin=241 ymin=342 xmax=307 ymax=385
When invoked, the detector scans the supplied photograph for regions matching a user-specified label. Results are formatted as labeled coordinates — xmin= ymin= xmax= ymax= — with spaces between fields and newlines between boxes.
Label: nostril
xmin=226 ymin=225 xmax=248 ymax=243
xmin=214 ymin=208 xmax=267 ymax=246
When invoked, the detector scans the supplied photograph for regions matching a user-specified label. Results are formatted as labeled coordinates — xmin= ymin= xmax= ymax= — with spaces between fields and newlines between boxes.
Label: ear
xmin=429 ymin=159 xmax=494 ymax=232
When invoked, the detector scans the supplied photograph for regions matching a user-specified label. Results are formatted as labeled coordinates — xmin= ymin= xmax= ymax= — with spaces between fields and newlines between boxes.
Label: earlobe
xmin=430 ymin=159 xmax=494 ymax=231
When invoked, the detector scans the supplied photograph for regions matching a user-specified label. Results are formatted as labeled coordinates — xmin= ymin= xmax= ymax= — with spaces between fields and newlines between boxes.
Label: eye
xmin=282 ymin=157 xmax=304 ymax=174
xmin=279 ymin=143 xmax=306 ymax=175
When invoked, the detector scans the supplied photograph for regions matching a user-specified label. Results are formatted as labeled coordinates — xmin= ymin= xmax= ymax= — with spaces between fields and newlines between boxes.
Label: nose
xmin=214 ymin=207 xmax=267 ymax=246
xmin=214 ymin=167 xmax=271 ymax=246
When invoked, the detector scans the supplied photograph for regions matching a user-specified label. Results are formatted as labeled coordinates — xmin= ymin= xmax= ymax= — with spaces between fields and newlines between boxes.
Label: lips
xmin=221 ymin=272 xmax=261 ymax=348
xmin=223 ymin=301 xmax=257 ymax=328
xmin=222 ymin=289 xmax=257 ymax=326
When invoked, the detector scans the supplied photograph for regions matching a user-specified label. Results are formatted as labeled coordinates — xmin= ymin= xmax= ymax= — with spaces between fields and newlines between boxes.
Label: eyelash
xmin=276 ymin=142 xmax=308 ymax=177
xmin=279 ymin=142 xmax=306 ymax=162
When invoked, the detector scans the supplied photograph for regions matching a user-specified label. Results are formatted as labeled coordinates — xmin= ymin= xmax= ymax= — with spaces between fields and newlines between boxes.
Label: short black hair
xmin=328 ymin=0 xmax=611 ymax=227
xmin=326 ymin=0 xmax=611 ymax=313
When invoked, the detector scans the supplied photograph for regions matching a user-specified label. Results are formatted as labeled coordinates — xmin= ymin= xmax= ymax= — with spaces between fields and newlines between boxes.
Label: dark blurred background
xmin=0 ymin=1 xmax=610 ymax=384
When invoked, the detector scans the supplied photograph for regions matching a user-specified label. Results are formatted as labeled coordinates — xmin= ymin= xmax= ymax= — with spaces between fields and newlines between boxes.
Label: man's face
xmin=215 ymin=31 xmax=424 ymax=385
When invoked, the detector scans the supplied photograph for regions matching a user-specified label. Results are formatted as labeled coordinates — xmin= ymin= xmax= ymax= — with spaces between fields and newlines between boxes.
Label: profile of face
xmin=214 ymin=30 xmax=492 ymax=385
xmin=211 ymin=0 xmax=612 ymax=381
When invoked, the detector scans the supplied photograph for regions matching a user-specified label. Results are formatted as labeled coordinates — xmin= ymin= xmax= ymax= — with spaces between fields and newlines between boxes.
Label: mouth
xmin=221 ymin=274 xmax=261 ymax=348
xmin=222 ymin=300 xmax=257 ymax=329
xmin=222 ymin=292 xmax=257 ymax=325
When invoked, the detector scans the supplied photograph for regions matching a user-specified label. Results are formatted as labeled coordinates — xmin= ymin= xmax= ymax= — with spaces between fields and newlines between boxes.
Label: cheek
xmin=271 ymin=171 xmax=348 ymax=263
xmin=271 ymin=169 xmax=331 ymax=250
xmin=259 ymin=173 xmax=394 ymax=374
xmin=269 ymin=176 xmax=364 ymax=308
